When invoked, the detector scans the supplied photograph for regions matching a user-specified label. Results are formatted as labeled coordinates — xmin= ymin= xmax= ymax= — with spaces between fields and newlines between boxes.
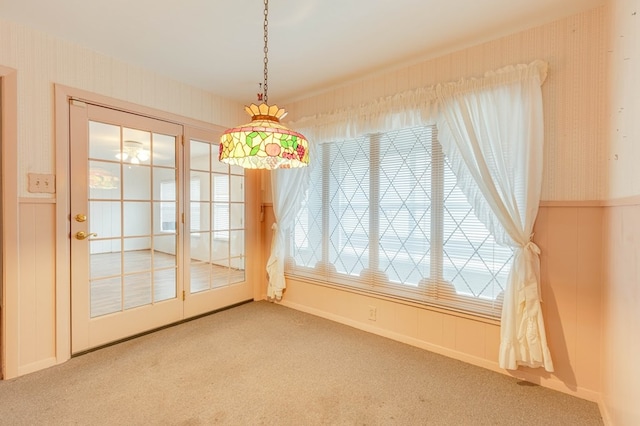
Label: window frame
xmin=286 ymin=125 xmax=512 ymax=318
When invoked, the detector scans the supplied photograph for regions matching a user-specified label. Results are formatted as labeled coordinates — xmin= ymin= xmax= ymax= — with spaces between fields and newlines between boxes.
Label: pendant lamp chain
xmin=218 ymin=0 xmax=309 ymax=169
xmin=263 ymin=0 xmax=269 ymax=104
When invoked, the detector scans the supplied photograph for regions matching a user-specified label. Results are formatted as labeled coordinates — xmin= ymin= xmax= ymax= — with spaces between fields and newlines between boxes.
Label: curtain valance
xmin=288 ymin=60 xmax=547 ymax=144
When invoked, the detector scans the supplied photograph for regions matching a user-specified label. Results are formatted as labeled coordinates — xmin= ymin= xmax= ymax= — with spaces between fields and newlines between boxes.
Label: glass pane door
xmin=71 ymin=103 xmax=184 ymax=353
xmin=70 ymin=102 xmax=255 ymax=352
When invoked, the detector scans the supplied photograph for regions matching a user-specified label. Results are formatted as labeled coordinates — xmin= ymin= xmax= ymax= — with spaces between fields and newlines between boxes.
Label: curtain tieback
xmin=268 ymin=222 xmax=279 ymax=260
xmin=522 ymin=238 xmax=542 ymax=303
xmin=524 ymin=240 xmax=540 ymax=255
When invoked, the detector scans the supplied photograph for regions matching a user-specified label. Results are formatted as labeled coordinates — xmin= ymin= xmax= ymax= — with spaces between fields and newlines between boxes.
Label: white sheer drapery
xmin=266 ymin=165 xmax=310 ymax=300
xmin=435 ymin=61 xmax=553 ymax=372
xmin=279 ymin=60 xmax=552 ymax=371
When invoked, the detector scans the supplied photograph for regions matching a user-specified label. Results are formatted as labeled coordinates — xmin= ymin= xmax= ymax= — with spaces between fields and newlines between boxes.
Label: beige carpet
xmin=0 ymin=301 xmax=602 ymax=425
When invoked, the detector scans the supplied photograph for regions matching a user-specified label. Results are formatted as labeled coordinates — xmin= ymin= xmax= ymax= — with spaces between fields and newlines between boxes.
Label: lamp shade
xmin=219 ymin=103 xmax=309 ymax=170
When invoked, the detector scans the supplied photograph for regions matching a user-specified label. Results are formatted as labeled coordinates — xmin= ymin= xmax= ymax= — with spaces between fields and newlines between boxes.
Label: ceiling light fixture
xmin=115 ymin=140 xmax=150 ymax=164
xmin=218 ymin=0 xmax=309 ymax=170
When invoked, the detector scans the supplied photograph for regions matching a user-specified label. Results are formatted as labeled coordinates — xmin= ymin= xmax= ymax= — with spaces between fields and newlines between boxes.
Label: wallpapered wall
xmin=283 ymin=6 xmax=608 ymax=202
xmin=602 ymin=0 xmax=640 ymax=425
xmin=0 ymin=18 xmax=244 ymax=198
xmin=607 ymin=0 xmax=640 ymax=198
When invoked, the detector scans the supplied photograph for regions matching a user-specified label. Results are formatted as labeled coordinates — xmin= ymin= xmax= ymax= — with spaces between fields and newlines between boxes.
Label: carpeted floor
xmin=0 ymin=301 xmax=603 ymax=425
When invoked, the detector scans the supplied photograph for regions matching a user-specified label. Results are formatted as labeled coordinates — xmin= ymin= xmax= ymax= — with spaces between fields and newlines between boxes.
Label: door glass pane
xmin=89 ymin=122 xmax=120 ymax=161
xmin=213 ymin=174 xmax=228 ymax=202
xmin=153 ymin=133 xmax=176 ymax=167
xmin=154 ymin=269 xmax=177 ymax=301
xmin=230 ymin=175 xmax=244 ymax=202
xmin=191 ymin=232 xmax=210 ymax=263
xmin=123 ymin=202 xmax=151 ymax=236
xmin=123 ymin=165 xmax=150 ymax=200
xmin=230 ymin=164 xmax=244 ymax=176
xmin=89 ymin=161 xmax=120 ymax=199
xmin=192 ymin=202 xmax=210 ymax=232
xmin=122 ymin=128 xmax=151 ymax=165
xmin=156 ymin=200 xmax=176 ymax=234
xmin=123 ymin=237 xmax=151 ymax=274
xmin=191 ymin=171 xmax=210 ymax=202
xmin=90 ymin=239 xmax=121 ymax=279
xmin=190 ymin=140 xmax=210 ymax=170
xmin=153 ymin=168 xmax=176 ymax=200
xmin=211 ymin=258 xmax=229 ymax=288
xmin=230 ymin=204 xmax=244 ymax=229
xmin=89 ymin=201 xmax=121 ymax=238
xmin=230 ymin=260 xmax=245 ymax=284
xmin=124 ymin=273 xmax=152 ymax=309
xmin=153 ymin=235 xmax=176 ymax=268
xmin=230 ymin=230 xmax=244 ymax=258
xmin=91 ymin=277 xmax=122 ymax=317
xmin=211 ymin=159 xmax=228 ymax=173
xmin=212 ymin=204 xmax=229 ymax=231
xmin=191 ymin=261 xmax=210 ymax=293
xmin=212 ymin=231 xmax=228 ymax=259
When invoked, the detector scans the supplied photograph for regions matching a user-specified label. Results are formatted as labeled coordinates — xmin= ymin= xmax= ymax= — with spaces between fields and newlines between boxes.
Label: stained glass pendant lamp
xmin=219 ymin=0 xmax=309 ymax=170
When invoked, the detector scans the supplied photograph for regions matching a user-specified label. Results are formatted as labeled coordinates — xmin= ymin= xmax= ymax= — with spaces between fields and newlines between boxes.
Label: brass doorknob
xmin=74 ymin=214 xmax=87 ymax=222
xmin=75 ymin=231 xmax=97 ymax=240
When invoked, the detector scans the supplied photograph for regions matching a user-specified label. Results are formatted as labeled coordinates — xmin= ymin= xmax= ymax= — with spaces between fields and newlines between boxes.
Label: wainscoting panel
xmin=534 ymin=206 xmax=603 ymax=396
xmin=601 ymin=200 xmax=640 ymax=426
xmin=17 ymin=200 xmax=57 ymax=375
xmin=267 ymin=204 xmax=603 ymax=402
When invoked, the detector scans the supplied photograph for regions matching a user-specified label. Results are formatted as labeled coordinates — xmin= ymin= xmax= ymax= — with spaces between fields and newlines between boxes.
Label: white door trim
xmin=1 ymin=66 xmax=19 ymax=379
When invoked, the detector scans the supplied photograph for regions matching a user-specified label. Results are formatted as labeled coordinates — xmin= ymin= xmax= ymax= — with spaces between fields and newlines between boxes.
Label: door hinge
xmin=182 ymin=290 xmax=186 ymax=301
xmin=181 ymin=213 xmax=185 ymax=224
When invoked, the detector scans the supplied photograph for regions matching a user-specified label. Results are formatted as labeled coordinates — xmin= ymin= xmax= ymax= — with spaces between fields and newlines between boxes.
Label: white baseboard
xmin=17 ymin=357 xmax=57 ymax=376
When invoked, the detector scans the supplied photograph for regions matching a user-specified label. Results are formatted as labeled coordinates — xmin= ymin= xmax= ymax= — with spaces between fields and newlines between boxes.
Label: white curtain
xmin=266 ymin=164 xmax=310 ymax=300
xmin=281 ymin=60 xmax=552 ymax=371
xmin=435 ymin=61 xmax=553 ymax=371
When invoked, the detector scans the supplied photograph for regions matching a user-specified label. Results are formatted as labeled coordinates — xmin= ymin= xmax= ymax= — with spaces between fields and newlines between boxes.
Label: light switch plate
xmin=28 ymin=173 xmax=56 ymax=193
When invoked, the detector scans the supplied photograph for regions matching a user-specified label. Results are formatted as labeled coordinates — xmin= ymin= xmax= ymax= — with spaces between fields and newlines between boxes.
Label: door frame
xmin=1 ymin=66 xmax=19 ymax=379
xmin=54 ymin=85 xmax=261 ymax=364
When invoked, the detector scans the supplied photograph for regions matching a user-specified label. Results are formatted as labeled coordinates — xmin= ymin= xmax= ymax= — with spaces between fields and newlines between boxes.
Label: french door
xmin=70 ymin=102 xmax=253 ymax=353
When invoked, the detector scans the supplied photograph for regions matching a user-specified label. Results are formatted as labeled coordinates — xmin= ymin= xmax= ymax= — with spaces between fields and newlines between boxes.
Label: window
xmin=288 ymin=126 xmax=513 ymax=317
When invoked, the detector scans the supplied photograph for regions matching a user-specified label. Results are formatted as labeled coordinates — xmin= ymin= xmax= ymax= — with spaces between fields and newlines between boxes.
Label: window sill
xmin=284 ymin=273 xmax=501 ymax=326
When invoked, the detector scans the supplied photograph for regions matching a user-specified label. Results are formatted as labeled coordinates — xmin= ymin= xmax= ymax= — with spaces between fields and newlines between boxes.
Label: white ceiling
xmin=1 ymin=0 xmax=603 ymax=104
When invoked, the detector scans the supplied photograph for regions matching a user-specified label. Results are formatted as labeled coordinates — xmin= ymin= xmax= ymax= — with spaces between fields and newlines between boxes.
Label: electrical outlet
xmin=28 ymin=173 xmax=56 ymax=194
xmin=368 ymin=305 xmax=377 ymax=321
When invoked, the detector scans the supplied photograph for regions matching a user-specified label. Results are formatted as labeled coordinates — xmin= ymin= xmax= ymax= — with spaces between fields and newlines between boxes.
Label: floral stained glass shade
xmin=219 ymin=103 xmax=309 ymax=170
